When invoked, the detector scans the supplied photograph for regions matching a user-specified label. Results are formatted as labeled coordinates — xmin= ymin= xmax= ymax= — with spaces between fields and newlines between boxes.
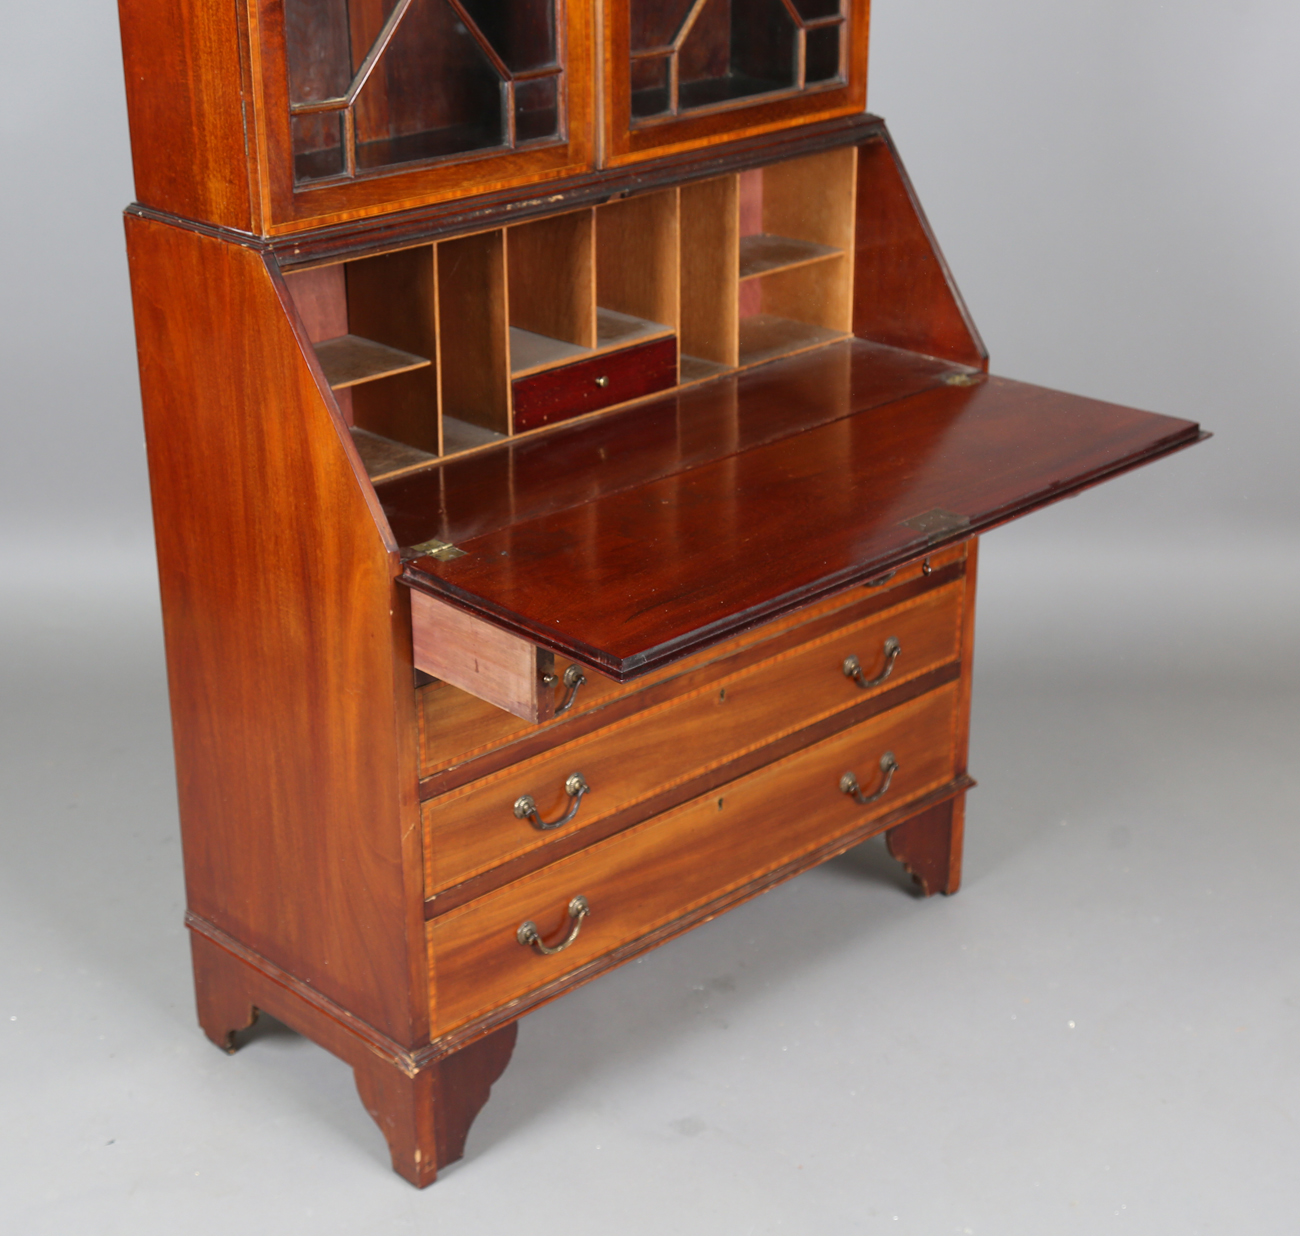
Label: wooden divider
xmin=508 ymin=210 xmax=596 ymax=352
xmin=679 ymin=175 xmax=739 ymax=374
xmin=285 ymin=150 xmax=861 ymax=471
xmin=437 ymin=231 xmax=511 ymax=452
xmin=596 ymin=189 xmax=680 ymax=336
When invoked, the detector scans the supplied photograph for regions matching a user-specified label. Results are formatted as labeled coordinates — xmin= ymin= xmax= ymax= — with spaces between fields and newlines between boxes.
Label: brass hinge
xmin=403 ymin=537 xmax=467 ymax=562
xmin=900 ymin=508 xmax=971 ymax=543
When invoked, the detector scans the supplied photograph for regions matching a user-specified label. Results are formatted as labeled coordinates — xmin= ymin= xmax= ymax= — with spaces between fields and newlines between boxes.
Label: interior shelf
xmin=738 ymin=234 xmax=841 ymax=280
xmin=679 ymin=355 xmax=734 ymax=385
xmin=596 ymin=307 xmax=672 ymax=350
xmin=315 ymin=335 xmax=432 ymax=391
xmin=350 ymin=427 xmax=436 ymax=480
xmin=737 ymin=316 xmax=848 ymax=368
xmin=443 ymin=416 xmax=506 ymax=456
xmin=509 ymin=309 xmax=673 ymax=378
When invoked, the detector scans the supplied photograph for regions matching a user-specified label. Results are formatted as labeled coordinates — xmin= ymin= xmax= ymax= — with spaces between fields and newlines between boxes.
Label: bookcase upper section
xmin=116 ymin=0 xmax=869 ymax=236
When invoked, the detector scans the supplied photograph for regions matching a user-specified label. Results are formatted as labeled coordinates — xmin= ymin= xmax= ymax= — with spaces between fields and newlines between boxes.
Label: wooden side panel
xmin=283 ymin=265 xmax=348 ymax=341
xmin=853 ymin=134 xmax=988 ymax=369
xmin=116 ymin=0 xmax=253 ymax=231
xmin=125 ymin=214 xmax=427 ymax=1045
xmin=284 ymin=265 xmax=354 ymax=423
xmin=411 ymin=591 xmax=551 ymax=723
xmin=437 ymin=232 xmax=511 ymax=435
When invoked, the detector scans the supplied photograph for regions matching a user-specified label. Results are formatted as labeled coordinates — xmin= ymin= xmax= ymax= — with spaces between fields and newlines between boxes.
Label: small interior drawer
xmin=426 ymin=680 xmax=961 ymax=1036
xmin=421 ymin=580 xmax=963 ymax=896
xmin=511 ymin=336 xmax=678 ymax=432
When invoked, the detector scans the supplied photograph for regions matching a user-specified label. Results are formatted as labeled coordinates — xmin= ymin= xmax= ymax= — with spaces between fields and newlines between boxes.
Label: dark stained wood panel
xmin=512 ymin=337 xmax=679 ymax=431
xmin=402 ymin=355 xmax=1201 ymax=679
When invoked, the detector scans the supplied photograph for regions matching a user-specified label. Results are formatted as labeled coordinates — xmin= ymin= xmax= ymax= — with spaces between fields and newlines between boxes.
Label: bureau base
xmin=188 ymin=793 xmax=964 ymax=1187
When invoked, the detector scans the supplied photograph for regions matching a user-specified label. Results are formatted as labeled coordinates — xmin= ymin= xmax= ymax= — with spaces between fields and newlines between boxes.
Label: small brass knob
xmin=594 ymin=376 xmax=610 ymax=388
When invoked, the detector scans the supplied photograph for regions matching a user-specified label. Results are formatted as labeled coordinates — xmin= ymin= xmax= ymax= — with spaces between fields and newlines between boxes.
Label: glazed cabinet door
xmin=601 ymin=0 xmax=869 ymax=166
xmin=256 ymin=0 xmax=595 ymax=230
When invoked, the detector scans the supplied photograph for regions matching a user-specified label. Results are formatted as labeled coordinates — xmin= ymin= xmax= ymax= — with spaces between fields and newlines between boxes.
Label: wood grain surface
xmin=402 ymin=356 xmax=1201 ymax=679
xmin=852 ymin=133 xmax=987 ymax=369
xmin=126 ymin=214 xmax=428 ymax=1045
xmin=411 ymin=590 xmax=553 ymax=723
xmin=117 ymin=0 xmax=253 ymax=230
xmin=377 ymin=339 xmax=959 ymax=548
xmin=886 ymin=799 xmax=964 ymax=897
xmin=422 ymin=582 xmax=964 ymax=893
xmin=417 ymin=546 xmax=967 ymax=784
xmin=427 ymin=682 xmax=961 ymax=1034
xmin=596 ymin=189 xmax=681 ymax=331
xmin=511 ymin=336 xmax=679 ymax=431
xmin=507 ymin=210 xmax=597 ymax=348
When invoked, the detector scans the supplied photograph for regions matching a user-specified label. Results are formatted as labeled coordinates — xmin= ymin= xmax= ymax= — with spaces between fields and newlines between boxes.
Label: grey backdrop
xmin=3 ymin=2 xmax=1297 ymax=1232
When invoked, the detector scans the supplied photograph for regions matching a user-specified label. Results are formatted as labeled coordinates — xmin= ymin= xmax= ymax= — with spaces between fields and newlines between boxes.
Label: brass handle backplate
xmin=555 ymin=664 xmax=586 ymax=715
xmin=840 ymin=753 xmax=900 ymax=806
xmin=518 ymin=895 xmax=590 ymax=956
xmin=514 ymin=772 xmax=589 ymax=831
xmin=843 ymin=637 xmax=901 ymax=690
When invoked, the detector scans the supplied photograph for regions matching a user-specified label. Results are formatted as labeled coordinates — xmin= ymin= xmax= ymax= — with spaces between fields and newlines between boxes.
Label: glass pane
xmin=293 ymin=112 xmax=347 ymax=181
xmin=460 ymin=0 xmax=557 ymax=73
xmin=514 ymin=75 xmax=560 ymax=143
xmin=804 ymin=24 xmax=841 ymax=83
xmin=630 ymin=54 xmax=671 ymax=119
xmin=284 ymin=0 xmax=366 ymax=103
xmin=352 ymin=0 xmax=506 ymax=173
xmin=679 ymin=0 xmax=797 ymax=111
xmin=629 ymin=0 xmax=696 ymax=53
xmin=792 ymin=0 xmax=842 ymax=19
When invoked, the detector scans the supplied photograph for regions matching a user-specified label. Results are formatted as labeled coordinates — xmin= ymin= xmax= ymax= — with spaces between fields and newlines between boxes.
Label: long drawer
xmin=417 ymin=542 xmax=968 ymax=782
xmin=422 ymin=580 xmax=963 ymax=894
xmin=427 ymin=681 xmax=961 ymax=1036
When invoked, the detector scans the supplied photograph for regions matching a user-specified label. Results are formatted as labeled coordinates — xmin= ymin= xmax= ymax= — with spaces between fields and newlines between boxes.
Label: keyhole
xmin=719 ymin=688 xmax=727 ymax=702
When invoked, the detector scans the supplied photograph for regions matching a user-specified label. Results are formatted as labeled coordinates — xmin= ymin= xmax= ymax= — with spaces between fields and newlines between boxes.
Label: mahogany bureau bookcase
xmin=116 ymin=0 xmax=1203 ymax=1186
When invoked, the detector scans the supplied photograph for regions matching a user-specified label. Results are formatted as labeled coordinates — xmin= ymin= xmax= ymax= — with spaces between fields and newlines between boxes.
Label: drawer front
xmin=422 ymin=581 xmax=963 ymax=894
xmin=417 ymin=542 xmax=968 ymax=781
xmin=512 ymin=336 xmax=678 ymax=432
xmin=427 ymin=682 xmax=960 ymax=1035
